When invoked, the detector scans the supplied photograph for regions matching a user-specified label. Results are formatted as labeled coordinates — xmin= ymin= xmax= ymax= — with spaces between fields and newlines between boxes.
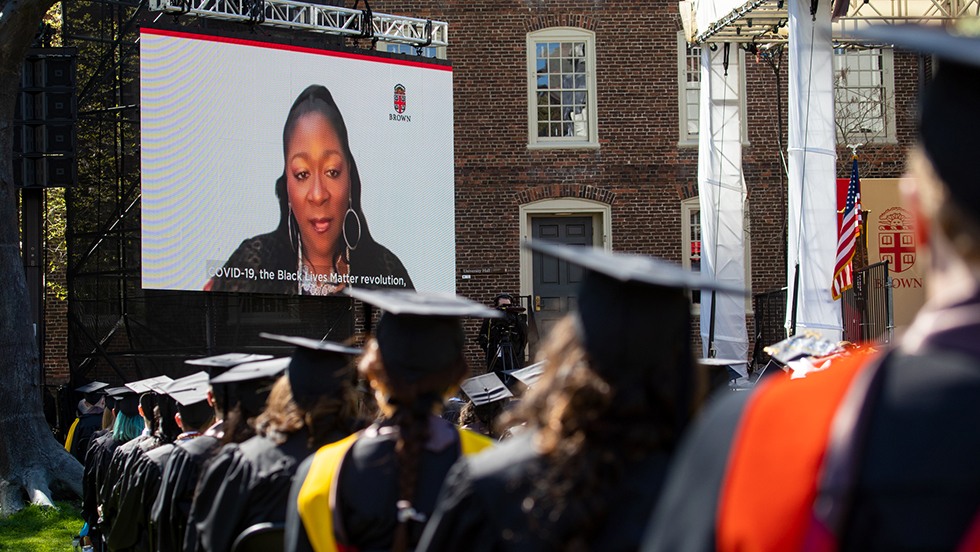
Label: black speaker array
xmin=13 ymin=49 xmax=78 ymax=188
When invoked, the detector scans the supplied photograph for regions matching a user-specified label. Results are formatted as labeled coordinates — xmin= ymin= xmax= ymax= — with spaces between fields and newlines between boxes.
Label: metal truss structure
xmin=682 ymin=0 xmax=980 ymax=44
xmin=148 ymin=0 xmax=448 ymax=48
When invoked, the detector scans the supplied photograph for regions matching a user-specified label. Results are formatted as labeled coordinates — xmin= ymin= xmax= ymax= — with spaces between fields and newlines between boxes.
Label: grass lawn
xmin=0 ymin=501 xmax=84 ymax=551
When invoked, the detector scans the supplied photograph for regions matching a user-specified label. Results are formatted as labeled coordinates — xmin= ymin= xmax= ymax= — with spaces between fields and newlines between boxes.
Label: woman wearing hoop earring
xmin=207 ymin=85 xmax=414 ymax=294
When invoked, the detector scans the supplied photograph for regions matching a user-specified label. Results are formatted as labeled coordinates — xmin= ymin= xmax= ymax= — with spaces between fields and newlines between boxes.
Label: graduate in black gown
xmin=285 ymin=289 xmax=501 ymax=552
xmin=81 ymin=386 xmax=144 ymax=552
xmin=417 ymin=242 xmax=743 ymax=552
xmin=185 ymin=337 xmax=362 ymax=552
xmin=108 ymin=372 xmax=211 ymax=552
xmin=102 ymin=377 xmax=175 ymax=538
xmin=149 ymin=353 xmax=274 ymax=552
xmin=65 ymin=381 xmax=108 ymax=463
xmin=457 ymin=372 xmax=513 ymax=440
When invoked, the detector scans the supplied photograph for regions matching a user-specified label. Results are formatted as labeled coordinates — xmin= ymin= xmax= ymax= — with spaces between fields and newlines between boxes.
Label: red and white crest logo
xmin=877 ymin=207 xmax=916 ymax=273
xmin=393 ymin=84 xmax=406 ymax=114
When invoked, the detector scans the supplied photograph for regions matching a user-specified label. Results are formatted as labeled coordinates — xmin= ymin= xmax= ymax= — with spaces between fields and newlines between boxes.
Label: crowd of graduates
xmin=63 ymin=22 xmax=980 ymax=552
xmin=71 ymin=236 xmax=723 ymax=552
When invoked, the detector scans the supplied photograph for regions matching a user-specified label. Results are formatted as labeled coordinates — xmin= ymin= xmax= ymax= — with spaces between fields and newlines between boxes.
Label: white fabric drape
xmin=785 ymin=0 xmax=842 ymax=341
xmin=698 ymin=45 xmax=749 ymax=377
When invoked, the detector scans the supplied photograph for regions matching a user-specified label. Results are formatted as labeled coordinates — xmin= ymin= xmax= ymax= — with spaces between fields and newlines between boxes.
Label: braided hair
xmin=358 ymin=339 xmax=466 ymax=552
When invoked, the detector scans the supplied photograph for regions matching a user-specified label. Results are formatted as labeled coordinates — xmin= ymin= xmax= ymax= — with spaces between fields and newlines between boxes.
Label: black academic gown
xmin=151 ymin=434 xmax=220 ymax=552
xmin=285 ymin=417 xmax=472 ymax=552
xmin=101 ymin=434 xmax=154 ymax=535
xmin=417 ymin=430 xmax=671 ymax=552
xmin=82 ymin=430 xmax=128 ymax=551
xmin=185 ymin=431 xmax=326 ymax=552
xmin=82 ymin=429 xmax=112 ymax=527
xmin=107 ymin=442 xmax=175 ymax=551
xmin=69 ymin=411 xmax=104 ymax=462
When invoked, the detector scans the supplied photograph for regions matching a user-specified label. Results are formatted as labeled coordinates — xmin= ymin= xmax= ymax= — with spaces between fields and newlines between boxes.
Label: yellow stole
xmin=297 ymin=428 xmax=493 ymax=552
xmin=64 ymin=417 xmax=81 ymax=452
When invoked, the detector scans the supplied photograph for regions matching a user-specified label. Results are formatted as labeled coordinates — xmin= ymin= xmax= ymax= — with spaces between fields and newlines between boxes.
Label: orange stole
xmin=716 ymin=352 xmax=874 ymax=552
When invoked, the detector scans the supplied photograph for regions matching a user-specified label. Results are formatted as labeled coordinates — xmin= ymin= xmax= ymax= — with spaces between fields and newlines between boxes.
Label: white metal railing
xmin=148 ymin=0 xmax=448 ymax=47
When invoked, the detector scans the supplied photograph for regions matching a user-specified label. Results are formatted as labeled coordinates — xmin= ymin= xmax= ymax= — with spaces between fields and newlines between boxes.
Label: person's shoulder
xmin=177 ymin=434 xmax=220 ymax=456
xmin=466 ymin=431 xmax=540 ymax=484
xmin=237 ymin=434 xmax=284 ymax=464
xmin=146 ymin=442 xmax=176 ymax=464
xmin=114 ymin=436 xmax=145 ymax=456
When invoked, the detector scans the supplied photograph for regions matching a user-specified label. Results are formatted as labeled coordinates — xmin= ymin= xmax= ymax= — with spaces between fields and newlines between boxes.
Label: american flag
xmin=832 ymin=156 xmax=861 ymax=300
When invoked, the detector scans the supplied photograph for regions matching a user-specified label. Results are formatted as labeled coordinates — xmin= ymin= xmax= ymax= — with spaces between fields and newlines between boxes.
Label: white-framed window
xmin=677 ymin=32 xmax=748 ymax=146
xmin=833 ymin=47 xmax=896 ymax=143
xmin=527 ymin=27 xmax=598 ymax=149
xmin=682 ymin=196 xmax=753 ymax=312
xmin=376 ymin=41 xmax=446 ymax=60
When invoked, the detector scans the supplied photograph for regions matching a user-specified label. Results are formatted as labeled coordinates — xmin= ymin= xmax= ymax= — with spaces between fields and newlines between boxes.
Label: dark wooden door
xmin=531 ymin=216 xmax=594 ymax=340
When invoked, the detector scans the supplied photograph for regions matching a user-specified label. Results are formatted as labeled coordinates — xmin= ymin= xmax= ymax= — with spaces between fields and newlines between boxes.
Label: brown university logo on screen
xmin=390 ymin=84 xmax=411 ymax=122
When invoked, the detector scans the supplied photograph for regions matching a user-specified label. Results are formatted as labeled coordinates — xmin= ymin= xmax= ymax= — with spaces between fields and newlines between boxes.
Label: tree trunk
xmin=0 ymin=0 xmax=83 ymax=516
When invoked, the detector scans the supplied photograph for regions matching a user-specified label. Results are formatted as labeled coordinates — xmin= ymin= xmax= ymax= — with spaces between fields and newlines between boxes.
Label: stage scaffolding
xmin=57 ymin=0 xmax=429 ymax=398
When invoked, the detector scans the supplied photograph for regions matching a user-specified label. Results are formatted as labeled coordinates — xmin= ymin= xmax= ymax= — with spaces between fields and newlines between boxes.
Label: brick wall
xmin=44 ymin=263 xmax=69 ymax=385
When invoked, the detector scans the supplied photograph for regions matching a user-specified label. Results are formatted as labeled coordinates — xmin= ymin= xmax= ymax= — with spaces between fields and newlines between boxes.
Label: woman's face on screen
xmin=286 ymin=111 xmax=351 ymax=264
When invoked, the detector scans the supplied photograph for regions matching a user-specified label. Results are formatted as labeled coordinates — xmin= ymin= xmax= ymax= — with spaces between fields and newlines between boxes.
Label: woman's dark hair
xmin=254 ymin=375 xmax=359 ymax=449
xmin=139 ymin=392 xmax=159 ymax=434
xmin=274 ymin=85 xmax=375 ymax=268
xmin=156 ymin=395 xmax=181 ymax=443
xmin=358 ymin=338 xmax=467 ymax=552
xmin=458 ymin=400 xmax=506 ymax=439
xmin=218 ymin=379 xmax=276 ymax=445
xmin=505 ymin=297 xmax=697 ymax=550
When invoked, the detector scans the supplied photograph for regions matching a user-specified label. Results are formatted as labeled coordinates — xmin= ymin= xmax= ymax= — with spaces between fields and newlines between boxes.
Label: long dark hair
xmin=507 ymin=290 xmax=697 ymax=550
xmin=274 ymin=85 xmax=375 ymax=266
xmin=254 ymin=375 xmax=359 ymax=449
xmin=358 ymin=338 xmax=467 ymax=552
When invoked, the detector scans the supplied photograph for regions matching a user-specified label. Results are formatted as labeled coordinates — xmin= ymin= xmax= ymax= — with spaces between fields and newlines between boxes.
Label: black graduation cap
xmin=208 ymin=357 xmax=291 ymax=385
xmin=850 ymin=22 xmax=980 ymax=221
xmin=460 ymin=373 xmax=514 ymax=406
xmin=524 ymin=240 xmax=742 ymax=377
xmin=505 ymin=361 xmax=546 ymax=388
xmin=345 ymin=288 xmax=502 ymax=382
xmin=125 ymin=375 xmax=174 ymax=395
xmin=185 ymin=353 xmax=275 ymax=378
xmin=148 ymin=379 xmax=174 ymax=395
xmin=260 ymin=333 xmax=362 ymax=408
xmin=526 ymin=241 xmax=746 ymax=295
xmin=164 ymin=371 xmax=211 ymax=406
xmin=105 ymin=386 xmax=139 ymax=417
xmin=524 ymin=240 xmax=740 ymax=440
xmin=75 ymin=381 xmax=109 ymax=394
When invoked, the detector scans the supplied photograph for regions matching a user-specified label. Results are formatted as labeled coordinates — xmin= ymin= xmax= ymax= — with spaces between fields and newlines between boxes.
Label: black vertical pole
xmin=790 ymin=262 xmax=800 ymax=336
xmin=707 ymin=290 xmax=717 ymax=358
xmin=22 ymin=187 xmax=45 ymax=369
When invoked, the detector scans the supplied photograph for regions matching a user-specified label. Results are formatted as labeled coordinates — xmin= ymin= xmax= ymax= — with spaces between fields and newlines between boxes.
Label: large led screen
xmin=140 ymin=28 xmax=455 ymax=295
